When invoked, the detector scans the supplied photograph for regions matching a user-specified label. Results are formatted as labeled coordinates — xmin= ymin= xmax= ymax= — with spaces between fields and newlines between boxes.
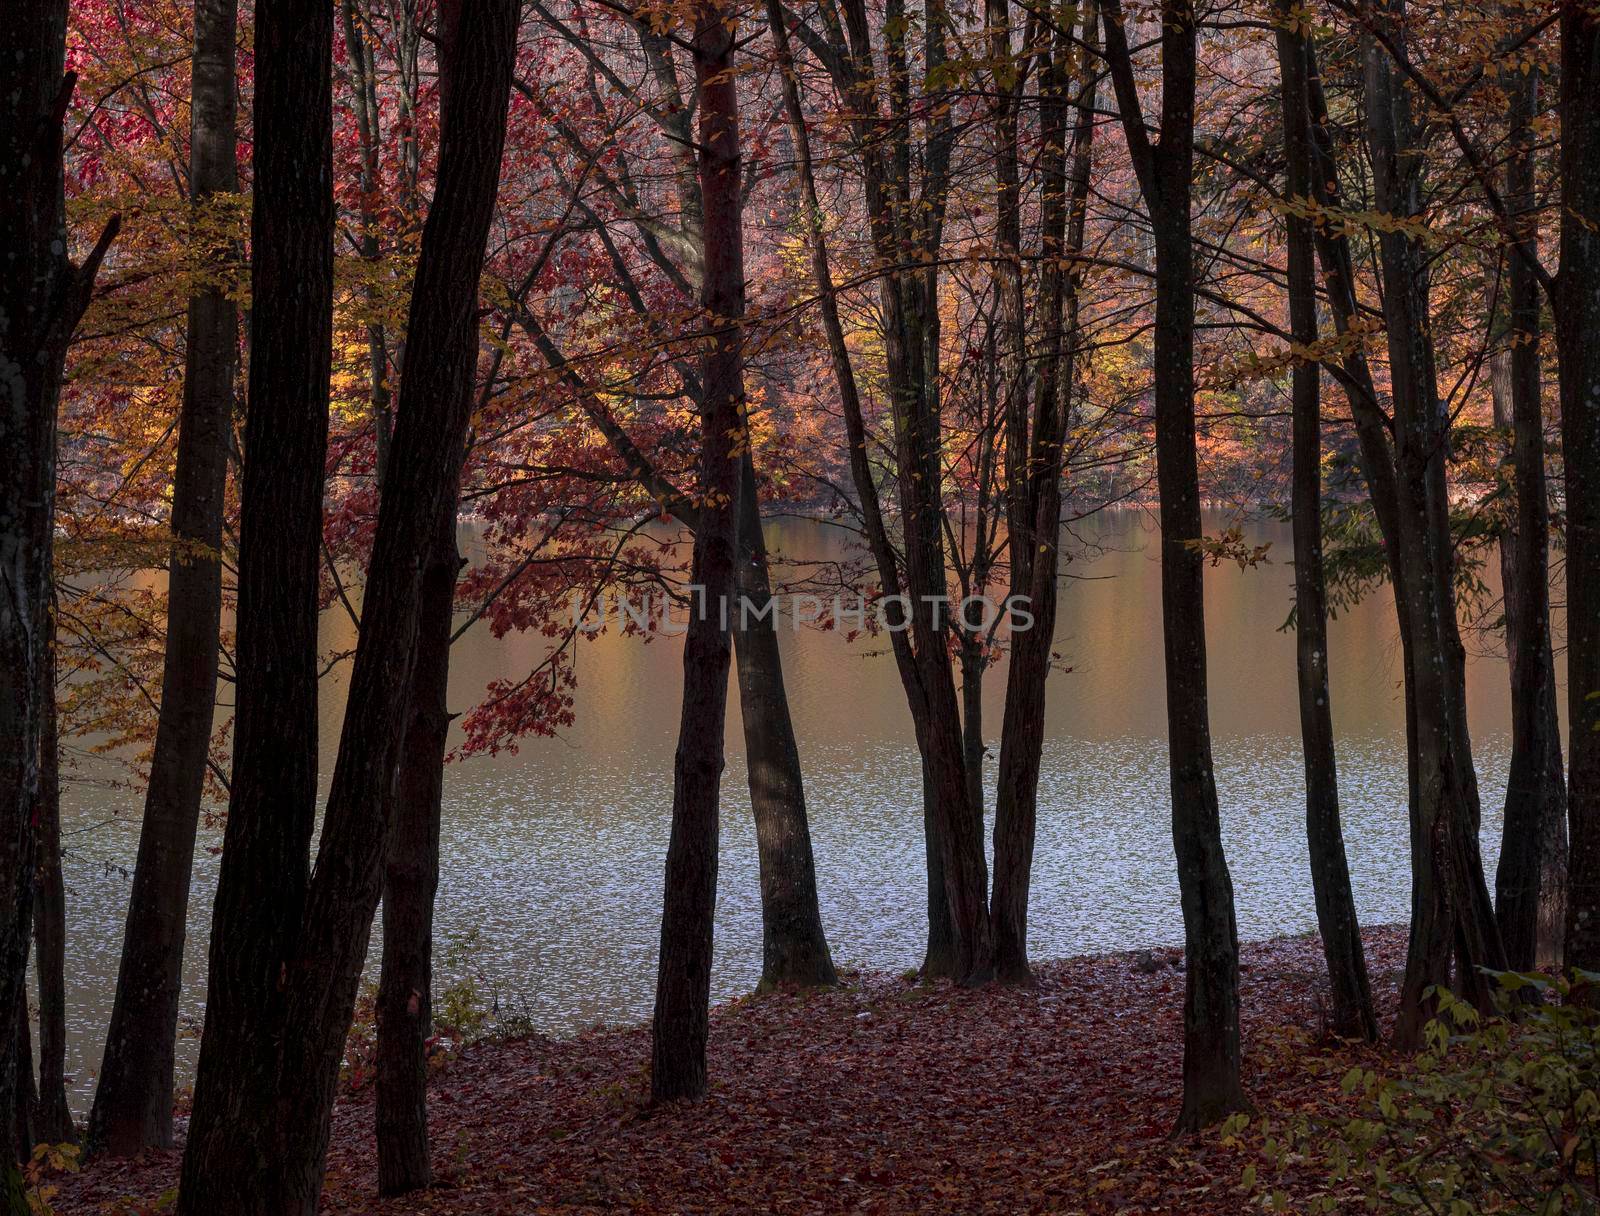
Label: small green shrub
xmin=1237 ymin=972 xmax=1600 ymax=1214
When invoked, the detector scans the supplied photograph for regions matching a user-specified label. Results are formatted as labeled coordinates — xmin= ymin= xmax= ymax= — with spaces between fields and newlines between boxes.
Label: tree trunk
xmin=521 ymin=309 xmax=835 ymax=993
xmin=1361 ymin=21 xmax=1506 ymax=1046
xmin=959 ymin=639 xmax=985 ymax=818
xmin=917 ymin=757 xmax=957 ymax=977
xmin=175 ymin=0 xmax=335 ymax=1206
xmin=89 ymin=0 xmax=238 ymax=1156
xmin=1276 ymin=9 xmax=1377 ymax=1043
xmin=374 ymin=510 xmax=458 ymax=1195
xmin=1491 ymin=59 xmax=1567 ymax=970
xmin=650 ymin=0 xmax=745 ymax=1103
xmin=1 ymin=7 xmax=116 ymax=1202
xmin=1559 ymin=5 xmax=1600 ymax=979
xmin=271 ymin=5 xmax=514 ymax=1209
xmin=763 ymin=0 xmax=988 ymax=981
xmin=32 ymin=628 xmax=72 ymax=1144
xmin=10 ymin=994 xmax=32 ymax=1163
xmin=1102 ymin=0 xmax=1247 ymax=1129
xmin=732 ymin=454 xmax=836 ymax=989
xmin=341 ymin=0 xmax=396 ymax=480
xmin=991 ymin=5 xmax=1097 ymax=985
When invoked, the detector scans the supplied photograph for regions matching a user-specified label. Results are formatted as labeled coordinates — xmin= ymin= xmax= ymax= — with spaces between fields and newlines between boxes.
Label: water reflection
xmin=57 ymin=509 xmax=1538 ymax=1113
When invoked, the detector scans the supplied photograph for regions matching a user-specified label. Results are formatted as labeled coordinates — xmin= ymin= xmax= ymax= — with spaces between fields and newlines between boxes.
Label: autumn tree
xmin=0 ymin=2 xmax=117 ymax=1193
xmin=989 ymin=0 xmax=1100 ymax=983
xmin=89 ymin=0 xmax=240 ymax=1156
xmin=650 ymin=0 xmax=749 ymax=1103
xmin=1489 ymin=40 xmax=1566 ymax=971
xmin=1101 ymin=0 xmax=1248 ymax=1128
xmin=176 ymin=0 xmax=337 ymax=1203
xmin=1274 ymin=0 xmax=1376 ymax=1042
xmin=1559 ymin=1 xmax=1600 ymax=980
xmin=774 ymin=0 xmax=995 ymax=983
xmin=180 ymin=0 xmax=519 ymax=1207
xmin=513 ymin=0 xmax=836 ymax=990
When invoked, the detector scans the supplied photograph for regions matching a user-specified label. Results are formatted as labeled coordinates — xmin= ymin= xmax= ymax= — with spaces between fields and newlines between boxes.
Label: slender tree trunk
xmin=917 ymin=757 xmax=957 ymax=977
xmin=763 ymin=0 xmax=979 ymax=980
xmin=651 ymin=0 xmax=744 ymax=1102
xmin=1559 ymin=4 xmax=1600 ymax=979
xmin=10 ymin=995 xmax=31 ymax=1163
xmin=32 ymin=628 xmax=71 ymax=1144
xmin=959 ymin=640 xmax=985 ymax=818
xmin=1 ymin=8 xmax=116 ymax=1202
xmin=1491 ymin=60 xmax=1567 ymax=970
xmin=374 ymin=509 xmax=458 ymax=1195
xmin=89 ymin=0 xmax=238 ymax=1156
xmin=1275 ymin=9 xmax=1377 ymax=1043
xmin=271 ymin=6 xmax=514 ymax=1209
xmin=991 ymin=6 xmax=1097 ymax=984
xmin=1103 ymin=0 xmax=1247 ymax=1129
xmin=521 ymin=309 xmax=835 ymax=992
xmin=342 ymin=0 xmax=395 ymax=481
xmin=176 ymin=0 xmax=335 ymax=1206
xmin=732 ymin=454 xmax=836 ymax=989
xmin=1362 ymin=21 xmax=1506 ymax=1046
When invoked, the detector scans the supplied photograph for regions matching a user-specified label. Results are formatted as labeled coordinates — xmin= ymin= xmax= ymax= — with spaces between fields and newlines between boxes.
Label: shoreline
xmin=62 ymin=924 xmax=1411 ymax=1214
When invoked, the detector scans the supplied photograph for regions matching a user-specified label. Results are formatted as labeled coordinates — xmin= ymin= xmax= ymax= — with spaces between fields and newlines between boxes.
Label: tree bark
xmin=273 ymin=4 xmax=514 ymax=1209
xmin=732 ymin=455 xmax=836 ymax=989
xmin=89 ymin=0 xmax=238 ymax=1156
xmin=1361 ymin=17 xmax=1507 ymax=1046
xmin=1103 ymin=0 xmax=1247 ymax=1129
xmin=991 ymin=5 xmax=1097 ymax=985
xmin=176 ymin=0 xmax=335 ymax=1206
xmin=650 ymin=0 xmax=745 ymax=1103
xmin=33 ymin=627 xmax=72 ymax=1144
xmin=764 ymin=0 xmax=991 ymax=981
xmin=1276 ymin=10 xmax=1378 ymax=1042
xmin=1559 ymin=3 xmax=1600 ymax=979
xmin=10 ymin=994 xmax=32 ymax=1163
xmin=1 ymin=7 xmax=116 ymax=1200
xmin=1490 ymin=58 xmax=1567 ymax=970
xmin=375 ymin=509 xmax=458 ymax=1195
xmin=519 ymin=297 xmax=835 ymax=991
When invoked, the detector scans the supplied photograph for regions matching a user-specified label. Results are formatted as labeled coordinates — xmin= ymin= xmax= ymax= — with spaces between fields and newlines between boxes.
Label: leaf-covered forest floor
xmin=61 ymin=926 xmax=1410 ymax=1214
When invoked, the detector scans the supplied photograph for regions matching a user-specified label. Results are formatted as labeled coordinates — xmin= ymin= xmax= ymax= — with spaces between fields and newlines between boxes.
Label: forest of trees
xmin=3 ymin=0 xmax=1600 ymax=1210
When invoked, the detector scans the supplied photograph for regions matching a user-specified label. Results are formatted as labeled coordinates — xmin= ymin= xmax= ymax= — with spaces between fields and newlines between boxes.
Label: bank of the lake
xmin=60 ymin=925 xmax=1410 ymax=1215
xmin=56 ymin=509 xmax=1537 ymax=1116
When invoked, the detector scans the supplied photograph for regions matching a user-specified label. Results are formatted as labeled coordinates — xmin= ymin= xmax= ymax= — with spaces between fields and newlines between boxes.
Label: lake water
xmin=55 ymin=508 xmax=1542 ymax=1114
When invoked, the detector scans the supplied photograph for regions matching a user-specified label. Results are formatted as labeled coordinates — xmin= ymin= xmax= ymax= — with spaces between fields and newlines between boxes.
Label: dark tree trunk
xmin=1 ymin=7 xmax=116 ymax=1202
xmin=732 ymin=455 xmax=836 ymax=989
xmin=763 ymin=0 xmax=984 ymax=981
xmin=959 ymin=640 xmax=985 ymax=819
xmin=342 ymin=0 xmax=395 ymax=481
xmin=375 ymin=509 xmax=458 ymax=1195
xmin=1361 ymin=19 xmax=1506 ymax=1046
xmin=520 ymin=308 xmax=835 ymax=993
xmin=10 ymin=994 xmax=32 ymax=1163
xmin=89 ymin=0 xmax=238 ymax=1156
xmin=32 ymin=629 xmax=72 ymax=1144
xmin=176 ymin=0 xmax=335 ymax=1206
xmin=1103 ymin=0 xmax=1247 ymax=1129
xmin=650 ymin=0 xmax=745 ymax=1103
xmin=1559 ymin=5 xmax=1600 ymax=978
xmin=273 ymin=5 xmax=514 ymax=1210
xmin=1275 ymin=10 xmax=1377 ymax=1044
xmin=919 ymin=757 xmax=957 ymax=977
xmin=1491 ymin=59 xmax=1567 ymax=970
xmin=991 ymin=4 xmax=1097 ymax=984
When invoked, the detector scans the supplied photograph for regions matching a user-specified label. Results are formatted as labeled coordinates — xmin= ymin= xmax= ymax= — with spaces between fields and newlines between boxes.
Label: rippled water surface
xmin=57 ymin=509 xmax=1540 ymax=1113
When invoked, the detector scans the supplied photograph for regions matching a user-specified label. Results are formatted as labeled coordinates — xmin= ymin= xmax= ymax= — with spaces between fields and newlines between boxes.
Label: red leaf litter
xmin=60 ymin=926 xmax=1409 ymax=1214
